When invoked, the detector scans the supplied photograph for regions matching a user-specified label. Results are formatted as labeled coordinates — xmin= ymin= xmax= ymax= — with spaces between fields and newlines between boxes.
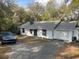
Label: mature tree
xmin=46 ymin=0 xmax=60 ymax=20
xmin=0 ymin=0 xmax=16 ymax=31
xmin=17 ymin=7 xmax=29 ymax=24
xmin=28 ymin=2 xmax=45 ymax=21
xmin=70 ymin=0 xmax=79 ymax=10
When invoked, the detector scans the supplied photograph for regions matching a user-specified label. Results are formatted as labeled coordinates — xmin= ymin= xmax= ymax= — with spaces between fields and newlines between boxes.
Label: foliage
xmin=0 ymin=0 xmax=79 ymax=33
xmin=46 ymin=0 xmax=57 ymax=18
xmin=0 ymin=0 xmax=14 ymax=31
xmin=70 ymin=0 xmax=79 ymax=9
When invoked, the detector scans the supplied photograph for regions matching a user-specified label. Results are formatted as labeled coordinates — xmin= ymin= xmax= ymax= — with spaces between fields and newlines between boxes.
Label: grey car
xmin=0 ymin=32 xmax=17 ymax=45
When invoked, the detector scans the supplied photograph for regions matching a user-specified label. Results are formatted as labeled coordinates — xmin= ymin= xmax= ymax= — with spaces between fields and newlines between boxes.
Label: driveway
xmin=8 ymin=40 xmax=65 ymax=59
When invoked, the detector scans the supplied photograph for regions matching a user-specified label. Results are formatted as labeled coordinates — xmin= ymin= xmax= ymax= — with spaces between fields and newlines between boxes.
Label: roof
xmin=55 ymin=22 xmax=77 ymax=30
xmin=19 ymin=21 xmax=77 ymax=30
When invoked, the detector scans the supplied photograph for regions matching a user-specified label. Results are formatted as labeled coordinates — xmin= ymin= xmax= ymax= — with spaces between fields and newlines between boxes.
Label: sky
xmin=16 ymin=0 xmax=34 ymax=7
xmin=35 ymin=0 xmax=49 ymax=6
xmin=16 ymin=0 xmax=49 ymax=7
xmin=16 ymin=0 xmax=72 ymax=8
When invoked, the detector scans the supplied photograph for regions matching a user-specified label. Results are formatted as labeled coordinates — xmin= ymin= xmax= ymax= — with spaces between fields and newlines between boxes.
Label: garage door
xmin=54 ymin=31 xmax=69 ymax=40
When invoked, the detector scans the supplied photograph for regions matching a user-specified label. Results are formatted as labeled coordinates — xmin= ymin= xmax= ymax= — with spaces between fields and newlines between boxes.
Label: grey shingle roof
xmin=19 ymin=21 xmax=77 ymax=30
xmin=55 ymin=22 xmax=77 ymax=30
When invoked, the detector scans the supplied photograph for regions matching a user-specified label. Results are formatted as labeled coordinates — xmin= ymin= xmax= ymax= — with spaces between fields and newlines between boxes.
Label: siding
xmin=54 ymin=30 xmax=72 ymax=42
xmin=73 ymin=30 xmax=78 ymax=40
xmin=78 ymin=30 xmax=79 ymax=40
xmin=37 ymin=30 xmax=53 ymax=39
xmin=37 ymin=29 xmax=42 ymax=37
xmin=20 ymin=28 xmax=33 ymax=36
xmin=26 ymin=29 xmax=34 ymax=36
xmin=47 ymin=30 xmax=53 ymax=39
xmin=20 ymin=28 xmax=26 ymax=35
xmin=20 ymin=28 xmax=79 ymax=42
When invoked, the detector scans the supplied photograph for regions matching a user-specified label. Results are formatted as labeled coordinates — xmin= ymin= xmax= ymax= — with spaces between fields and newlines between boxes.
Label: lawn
xmin=17 ymin=35 xmax=79 ymax=59
xmin=16 ymin=35 xmax=50 ymax=44
xmin=56 ymin=42 xmax=79 ymax=59
xmin=0 ymin=45 xmax=11 ymax=59
xmin=0 ymin=35 xmax=50 ymax=59
xmin=0 ymin=35 xmax=79 ymax=59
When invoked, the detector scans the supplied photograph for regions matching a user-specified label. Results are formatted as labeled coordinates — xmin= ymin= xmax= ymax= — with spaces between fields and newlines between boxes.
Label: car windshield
xmin=2 ymin=32 xmax=14 ymax=36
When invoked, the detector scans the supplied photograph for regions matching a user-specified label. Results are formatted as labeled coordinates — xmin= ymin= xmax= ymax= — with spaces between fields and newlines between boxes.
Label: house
xmin=19 ymin=21 xmax=79 ymax=42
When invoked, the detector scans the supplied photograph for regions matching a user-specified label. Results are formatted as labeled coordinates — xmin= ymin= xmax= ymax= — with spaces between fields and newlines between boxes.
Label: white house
xmin=19 ymin=21 xmax=79 ymax=42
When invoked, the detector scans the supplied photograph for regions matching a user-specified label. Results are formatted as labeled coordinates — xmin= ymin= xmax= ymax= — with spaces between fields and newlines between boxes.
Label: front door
xmin=34 ymin=29 xmax=37 ymax=36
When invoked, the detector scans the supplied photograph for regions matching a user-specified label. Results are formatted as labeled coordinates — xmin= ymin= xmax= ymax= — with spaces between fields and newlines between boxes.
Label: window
xmin=34 ymin=29 xmax=37 ymax=36
xmin=30 ymin=29 xmax=33 ymax=34
xmin=42 ymin=30 xmax=46 ymax=36
xmin=22 ymin=28 xmax=25 ymax=33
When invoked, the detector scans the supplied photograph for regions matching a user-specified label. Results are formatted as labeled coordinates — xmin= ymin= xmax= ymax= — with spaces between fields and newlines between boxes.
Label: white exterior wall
xmin=73 ymin=30 xmax=78 ymax=40
xmin=54 ymin=30 xmax=72 ymax=42
xmin=37 ymin=30 xmax=53 ymax=39
xmin=46 ymin=30 xmax=53 ymax=39
xmin=20 ymin=28 xmax=26 ymax=35
xmin=78 ymin=30 xmax=79 ymax=40
xmin=37 ymin=29 xmax=42 ymax=37
xmin=20 ymin=28 xmax=79 ymax=42
xmin=26 ymin=29 xmax=34 ymax=36
xmin=68 ymin=31 xmax=73 ymax=42
xmin=20 ymin=28 xmax=33 ymax=36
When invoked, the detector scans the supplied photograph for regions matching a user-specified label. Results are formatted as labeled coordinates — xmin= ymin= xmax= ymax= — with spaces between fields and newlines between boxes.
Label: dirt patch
xmin=0 ymin=45 xmax=11 ymax=59
xmin=56 ymin=42 xmax=79 ymax=59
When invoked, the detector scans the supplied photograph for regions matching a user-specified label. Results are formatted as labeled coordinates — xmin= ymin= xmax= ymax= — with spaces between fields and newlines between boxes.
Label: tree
xmin=41 ymin=11 xmax=50 ymax=21
xmin=0 ymin=0 xmax=16 ymax=31
xmin=46 ymin=0 xmax=59 ymax=20
xmin=28 ymin=2 xmax=45 ymax=21
xmin=70 ymin=0 xmax=79 ymax=10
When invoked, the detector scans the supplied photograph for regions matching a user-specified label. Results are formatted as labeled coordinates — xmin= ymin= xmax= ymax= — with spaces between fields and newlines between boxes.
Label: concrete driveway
xmin=8 ymin=40 xmax=65 ymax=59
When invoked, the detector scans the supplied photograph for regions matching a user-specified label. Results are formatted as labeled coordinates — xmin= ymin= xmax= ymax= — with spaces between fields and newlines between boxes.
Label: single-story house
xmin=19 ymin=21 xmax=79 ymax=42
